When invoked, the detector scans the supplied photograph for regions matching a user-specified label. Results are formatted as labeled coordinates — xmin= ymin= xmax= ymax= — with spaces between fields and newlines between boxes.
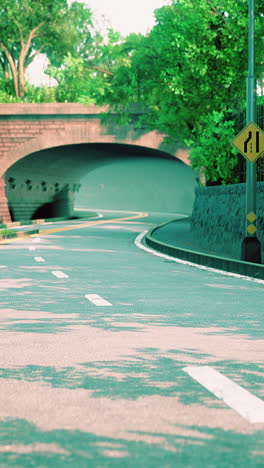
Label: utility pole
xmin=241 ymin=0 xmax=262 ymax=263
xmin=233 ymin=0 xmax=263 ymax=263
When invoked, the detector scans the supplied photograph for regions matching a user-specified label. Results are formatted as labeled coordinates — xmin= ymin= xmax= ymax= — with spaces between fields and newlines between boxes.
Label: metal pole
xmin=241 ymin=0 xmax=261 ymax=263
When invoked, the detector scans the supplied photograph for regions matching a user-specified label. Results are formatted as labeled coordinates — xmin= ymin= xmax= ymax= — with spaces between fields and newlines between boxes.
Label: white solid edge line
xmin=73 ymin=211 xmax=104 ymax=220
xmin=135 ymin=231 xmax=264 ymax=284
xmin=85 ymin=294 xmax=112 ymax=306
xmin=34 ymin=256 xmax=45 ymax=262
xmin=52 ymin=270 xmax=69 ymax=279
xmin=183 ymin=366 xmax=264 ymax=424
xmin=75 ymin=208 xmax=144 ymax=215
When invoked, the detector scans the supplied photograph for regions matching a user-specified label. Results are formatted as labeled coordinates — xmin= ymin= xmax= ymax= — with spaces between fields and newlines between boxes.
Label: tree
xmin=103 ymin=0 xmax=263 ymax=183
xmin=109 ymin=0 xmax=262 ymax=132
xmin=0 ymin=0 xmax=94 ymax=98
xmin=47 ymin=28 xmax=131 ymax=104
xmin=188 ymin=111 xmax=239 ymax=185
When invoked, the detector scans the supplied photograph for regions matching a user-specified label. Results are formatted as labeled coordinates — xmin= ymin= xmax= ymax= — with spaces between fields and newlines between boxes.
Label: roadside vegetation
xmin=0 ymin=227 xmax=16 ymax=238
xmin=0 ymin=0 xmax=263 ymax=185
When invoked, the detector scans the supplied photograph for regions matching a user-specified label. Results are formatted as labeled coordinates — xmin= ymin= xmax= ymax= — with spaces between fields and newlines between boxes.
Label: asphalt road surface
xmin=0 ymin=210 xmax=263 ymax=467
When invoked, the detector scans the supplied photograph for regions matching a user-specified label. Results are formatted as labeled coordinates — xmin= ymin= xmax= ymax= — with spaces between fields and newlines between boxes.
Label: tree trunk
xmin=1 ymin=56 xmax=11 ymax=80
xmin=4 ymin=66 xmax=10 ymax=80
xmin=18 ymin=45 xmax=26 ymax=98
xmin=0 ymin=44 xmax=19 ymax=97
xmin=18 ymin=61 xmax=25 ymax=98
xmin=11 ymin=65 xmax=19 ymax=97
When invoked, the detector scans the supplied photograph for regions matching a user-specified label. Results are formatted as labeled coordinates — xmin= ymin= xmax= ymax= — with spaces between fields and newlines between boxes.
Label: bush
xmin=0 ymin=79 xmax=23 ymax=102
xmin=188 ymin=111 xmax=239 ymax=185
xmin=24 ymin=84 xmax=57 ymax=103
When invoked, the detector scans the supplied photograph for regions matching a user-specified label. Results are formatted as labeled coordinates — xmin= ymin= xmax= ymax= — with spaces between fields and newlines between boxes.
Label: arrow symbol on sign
xmin=244 ymin=131 xmax=252 ymax=153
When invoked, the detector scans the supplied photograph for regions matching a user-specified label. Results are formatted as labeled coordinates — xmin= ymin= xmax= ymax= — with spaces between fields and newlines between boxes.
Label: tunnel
xmin=5 ymin=143 xmax=197 ymax=221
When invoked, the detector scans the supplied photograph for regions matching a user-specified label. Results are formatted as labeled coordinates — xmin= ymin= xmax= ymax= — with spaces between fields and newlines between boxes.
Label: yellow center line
xmin=0 ymin=212 xmax=149 ymax=244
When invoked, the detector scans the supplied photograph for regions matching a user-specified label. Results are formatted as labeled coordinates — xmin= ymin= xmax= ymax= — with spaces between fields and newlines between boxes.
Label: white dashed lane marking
xmin=29 ymin=246 xmax=36 ymax=251
xmin=85 ymin=294 xmax=112 ymax=306
xmin=183 ymin=366 xmax=264 ymax=424
xmin=34 ymin=257 xmax=45 ymax=262
xmin=52 ymin=271 xmax=69 ymax=279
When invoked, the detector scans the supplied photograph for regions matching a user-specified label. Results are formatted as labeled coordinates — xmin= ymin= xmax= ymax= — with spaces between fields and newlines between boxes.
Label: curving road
xmin=0 ymin=210 xmax=264 ymax=467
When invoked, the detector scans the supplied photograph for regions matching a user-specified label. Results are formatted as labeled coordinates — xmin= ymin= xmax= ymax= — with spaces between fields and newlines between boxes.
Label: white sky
xmin=27 ymin=0 xmax=169 ymax=85
xmin=84 ymin=0 xmax=169 ymax=36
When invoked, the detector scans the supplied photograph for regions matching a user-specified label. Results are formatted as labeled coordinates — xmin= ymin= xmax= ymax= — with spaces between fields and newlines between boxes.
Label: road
xmin=0 ymin=211 xmax=263 ymax=467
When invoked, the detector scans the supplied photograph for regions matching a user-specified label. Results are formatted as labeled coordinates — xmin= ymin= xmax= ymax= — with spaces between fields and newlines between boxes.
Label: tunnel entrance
xmin=5 ymin=143 xmax=196 ymax=221
xmin=32 ymin=202 xmax=57 ymax=220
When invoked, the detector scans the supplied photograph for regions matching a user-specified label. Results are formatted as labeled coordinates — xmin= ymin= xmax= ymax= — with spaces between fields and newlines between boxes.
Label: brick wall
xmin=0 ymin=177 xmax=11 ymax=223
xmin=0 ymin=104 xmax=190 ymax=222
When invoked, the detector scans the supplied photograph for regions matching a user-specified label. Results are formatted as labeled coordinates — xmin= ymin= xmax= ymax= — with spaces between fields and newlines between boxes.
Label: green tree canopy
xmin=107 ymin=0 xmax=263 ymax=138
xmin=46 ymin=28 xmax=131 ymax=104
xmin=103 ymin=0 xmax=263 ymax=184
xmin=0 ymin=0 xmax=94 ymax=97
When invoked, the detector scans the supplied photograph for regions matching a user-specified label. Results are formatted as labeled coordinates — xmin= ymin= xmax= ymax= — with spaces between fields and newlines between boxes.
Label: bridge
xmin=0 ymin=103 xmax=194 ymax=222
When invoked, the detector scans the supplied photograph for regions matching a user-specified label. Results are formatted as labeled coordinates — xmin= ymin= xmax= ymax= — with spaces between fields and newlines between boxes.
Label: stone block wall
xmin=191 ymin=182 xmax=264 ymax=259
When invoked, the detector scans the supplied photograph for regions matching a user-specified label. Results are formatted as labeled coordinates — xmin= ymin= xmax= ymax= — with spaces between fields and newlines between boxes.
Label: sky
xmin=27 ymin=0 xmax=169 ymax=85
xmin=83 ymin=0 xmax=169 ymax=36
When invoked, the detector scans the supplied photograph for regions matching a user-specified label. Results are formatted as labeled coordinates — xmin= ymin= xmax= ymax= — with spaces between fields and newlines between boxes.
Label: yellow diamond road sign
xmin=247 ymin=224 xmax=257 ymax=235
xmin=247 ymin=211 xmax=257 ymax=223
xmin=232 ymin=122 xmax=264 ymax=163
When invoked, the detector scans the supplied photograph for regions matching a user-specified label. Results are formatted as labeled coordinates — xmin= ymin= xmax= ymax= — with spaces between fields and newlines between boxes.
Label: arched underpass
xmin=5 ymin=143 xmax=197 ymax=221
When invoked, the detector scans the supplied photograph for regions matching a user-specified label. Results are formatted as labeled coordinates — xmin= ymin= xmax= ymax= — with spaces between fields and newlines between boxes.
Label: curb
xmin=145 ymin=222 xmax=264 ymax=280
xmin=0 ymin=228 xmax=40 ymax=241
xmin=0 ymin=214 xmax=99 ymax=242
xmin=0 ymin=216 xmax=70 ymax=231
xmin=0 ymin=216 xmax=71 ymax=241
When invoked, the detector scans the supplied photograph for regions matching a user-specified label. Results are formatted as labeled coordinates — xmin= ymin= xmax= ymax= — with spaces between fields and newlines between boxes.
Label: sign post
xmin=232 ymin=0 xmax=263 ymax=263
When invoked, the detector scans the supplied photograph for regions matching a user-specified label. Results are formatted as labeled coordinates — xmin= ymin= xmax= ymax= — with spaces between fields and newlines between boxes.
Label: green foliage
xmin=188 ymin=112 xmax=239 ymax=185
xmin=0 ymin=228 xmax=16 ymax=236
xmin=0 ymin=0 xmax=94 ymax=98
xmin=0 ymin=77 xmax=16 ymax=95
xmin=44 ymin=1 xmax=94 ymax=67
xmin=46 ymin=27 xmax=130 ymax=104
xmin=23 ymin=84 xmax=57 ymax=103
xmin=47 ymin=52 xmax=109 ymax=104
xmin=0 ymin=77 xmax=22 ymax=101
xmin=107 ymin=0 xmax=263 ymax=136
xmin=0 ymin=90 xmax=23 ymax=103
xmin=103 ymin=0 xmax=263 ymax=184
xmin=47 ymin=53 xmax=89 ymax=103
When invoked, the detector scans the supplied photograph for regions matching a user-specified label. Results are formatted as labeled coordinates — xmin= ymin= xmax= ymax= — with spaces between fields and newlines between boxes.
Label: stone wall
xmin=191 ymin=182 xmax=264 ymax=259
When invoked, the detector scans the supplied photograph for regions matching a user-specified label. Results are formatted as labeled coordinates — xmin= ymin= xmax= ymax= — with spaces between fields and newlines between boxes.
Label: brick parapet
xmin=0 ymin=103 xmax=109 ymax=115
